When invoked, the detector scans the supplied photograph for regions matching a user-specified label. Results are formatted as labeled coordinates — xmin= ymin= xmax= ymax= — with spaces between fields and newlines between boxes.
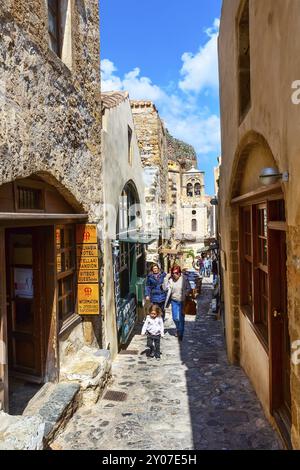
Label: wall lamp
xmin=210 ymin=197 xmax=218 ymax=206
xmin=259 ymin=167 xmax=289 ymax=186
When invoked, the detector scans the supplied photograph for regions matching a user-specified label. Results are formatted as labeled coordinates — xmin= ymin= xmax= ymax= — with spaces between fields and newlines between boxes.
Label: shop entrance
xmin=6 ymin=227 xmax=47 ymax=413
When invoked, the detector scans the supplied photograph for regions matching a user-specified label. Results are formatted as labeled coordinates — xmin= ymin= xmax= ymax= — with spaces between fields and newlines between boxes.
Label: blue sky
xmin=100 ymin=0 xmax=222 ymax=195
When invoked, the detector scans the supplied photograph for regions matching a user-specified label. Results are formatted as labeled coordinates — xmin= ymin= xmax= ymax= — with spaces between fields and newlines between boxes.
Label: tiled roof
xmin=101 ymin=91 xmax=129 ymax=111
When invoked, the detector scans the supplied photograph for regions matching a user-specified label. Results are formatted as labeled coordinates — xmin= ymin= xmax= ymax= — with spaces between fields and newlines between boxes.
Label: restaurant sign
xmin=76 ymin=224 xmax=100 ymax=315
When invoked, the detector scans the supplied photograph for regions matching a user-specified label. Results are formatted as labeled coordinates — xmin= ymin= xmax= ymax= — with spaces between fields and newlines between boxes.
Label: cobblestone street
xmin=53 ymin=280 xmax=283 ymax=450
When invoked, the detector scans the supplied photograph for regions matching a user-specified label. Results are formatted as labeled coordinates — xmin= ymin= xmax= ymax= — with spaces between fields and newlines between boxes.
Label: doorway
xmin=5 ymin=227 xmax=46 ymax=412
xmin=269 ymin=227 xmax=291 ymax=447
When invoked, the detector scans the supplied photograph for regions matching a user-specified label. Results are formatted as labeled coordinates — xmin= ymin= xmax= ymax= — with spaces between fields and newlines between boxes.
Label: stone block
xmin=24 ymin=382 xmax=80 ymax=446
xmin=60 ymin=347 xmax=112 ymax=406
xmin=0 ymin=411 xmax=45 ymax=450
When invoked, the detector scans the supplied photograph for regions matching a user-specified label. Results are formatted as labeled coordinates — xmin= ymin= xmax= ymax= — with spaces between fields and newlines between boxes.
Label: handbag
xmin=183 ymin=297 xmax=197 ymax=316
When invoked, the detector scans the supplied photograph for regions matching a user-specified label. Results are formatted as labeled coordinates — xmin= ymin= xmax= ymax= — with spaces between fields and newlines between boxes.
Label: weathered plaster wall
xmin=219 ymin=0 xmax=300 ymax=448
xmin=102 ymin=96 xmax=145 ymax=358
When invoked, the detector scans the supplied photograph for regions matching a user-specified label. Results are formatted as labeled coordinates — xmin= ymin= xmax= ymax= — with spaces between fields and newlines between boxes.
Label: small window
xmin=128 ymin=126 xmax=133 ymax=165
xmin=47 ymin=0 xmax=72 ymax=69
xmin=192 ymin=219 xmax=197 ymax=232
xmin=238 ymin=0 xmax=251 ymax=121
xmin=48 ymin=0 xmax=61 ymax=57
xmin=16 ymin=186 xmax=44 ymax=211
xmin=187 ymin=183 xmax=193 ymax=197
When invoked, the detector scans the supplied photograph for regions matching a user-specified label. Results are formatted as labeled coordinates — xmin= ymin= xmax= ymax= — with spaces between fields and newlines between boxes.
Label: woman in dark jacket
xmin=145 ymin=264 xmax=167 ymax=320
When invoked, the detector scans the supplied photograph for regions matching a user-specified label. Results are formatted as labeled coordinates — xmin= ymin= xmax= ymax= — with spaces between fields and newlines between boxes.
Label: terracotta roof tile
xmin=101 ymin=91 xmax=129 ymax=111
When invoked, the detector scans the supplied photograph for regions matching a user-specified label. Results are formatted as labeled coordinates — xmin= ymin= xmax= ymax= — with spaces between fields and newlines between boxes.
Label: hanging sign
xmin=76 ymin=223 xmax=100 ymax=315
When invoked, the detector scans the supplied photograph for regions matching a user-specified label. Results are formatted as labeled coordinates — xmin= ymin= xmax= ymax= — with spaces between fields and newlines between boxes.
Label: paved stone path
xmin=53 ymin=280 xmax=283 ymax=450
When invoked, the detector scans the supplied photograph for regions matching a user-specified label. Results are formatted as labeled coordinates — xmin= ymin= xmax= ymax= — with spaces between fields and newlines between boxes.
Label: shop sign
xmin=76 ymin=224 xmax=97 ymax=244
xmin=76 ymin=224 xmax=100 ymax=315
xmin=77 ymin=284 xmax=99 ymax=315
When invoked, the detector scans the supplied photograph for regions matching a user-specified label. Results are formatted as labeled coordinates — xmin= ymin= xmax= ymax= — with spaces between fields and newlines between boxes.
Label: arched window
xmin=194 ymin=183 xmax=201 ymax=196
xmin=192 ymin=219 xmax=197 ymax=232
xmin=187 ymin=183 xmax=193 ymax=197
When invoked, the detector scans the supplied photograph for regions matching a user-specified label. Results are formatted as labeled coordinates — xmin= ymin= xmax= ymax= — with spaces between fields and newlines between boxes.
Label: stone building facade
xmin=130 ymin=101 xmax=168 ymax=265
xmin=167 ymin=161 xmax=213 ymax=259
xmin=0 ymin=0 xmax=107 ymax=421
xmin=219 ymin=0 xmax=300 ymax=448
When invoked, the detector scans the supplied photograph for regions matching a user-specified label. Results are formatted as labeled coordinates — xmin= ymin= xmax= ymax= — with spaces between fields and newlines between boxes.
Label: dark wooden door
xmin=269 ymin=228 xmax=291 ymax=444
xmin=6 ymin=228 xmax=44 ymax=382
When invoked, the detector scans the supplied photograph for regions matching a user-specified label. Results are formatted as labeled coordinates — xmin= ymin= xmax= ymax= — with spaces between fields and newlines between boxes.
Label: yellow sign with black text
xmin=78 ymin=284 xmax=100 ymax=315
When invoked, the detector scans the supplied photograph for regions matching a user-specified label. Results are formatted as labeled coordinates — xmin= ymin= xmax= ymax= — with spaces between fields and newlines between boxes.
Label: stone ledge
xmin=23 ymin=382 xmax=80 ymax=447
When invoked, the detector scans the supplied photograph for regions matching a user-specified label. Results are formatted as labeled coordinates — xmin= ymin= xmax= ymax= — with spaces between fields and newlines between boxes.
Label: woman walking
xmin=163 ymin=266 xmax=191 ymax=341
xmin=145 ymin=263 xmax=167 ymax=320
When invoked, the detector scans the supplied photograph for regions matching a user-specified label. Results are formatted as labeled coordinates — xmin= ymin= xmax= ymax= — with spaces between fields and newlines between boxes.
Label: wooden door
xmin=6 ymin=228 xmax=44 ymax=382
xmin=269 ymin=228 xmax=291 ymax=445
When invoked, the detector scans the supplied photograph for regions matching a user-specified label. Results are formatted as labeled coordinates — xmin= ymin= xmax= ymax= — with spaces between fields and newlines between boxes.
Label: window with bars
xmin=16 ymin=186 xmax=43 ymax=211
xmin=56 ymin=225 xmax=76 ymax=326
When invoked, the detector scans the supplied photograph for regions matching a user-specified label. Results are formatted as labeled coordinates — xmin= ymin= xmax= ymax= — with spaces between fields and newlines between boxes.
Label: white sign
xmin=14 ymin=268 xmax=34 ymax=298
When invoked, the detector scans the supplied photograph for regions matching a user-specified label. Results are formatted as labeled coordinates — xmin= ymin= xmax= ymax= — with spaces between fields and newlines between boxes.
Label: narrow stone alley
xmin=53 ymin=280 xmax=283 ymax=450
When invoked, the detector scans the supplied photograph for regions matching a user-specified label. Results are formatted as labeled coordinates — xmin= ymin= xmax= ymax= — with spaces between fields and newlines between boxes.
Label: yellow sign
xmin=77 ymin=257 xmax=99 ymax=270
xmin=78 ymin=284 xmax=99 ymax=315
xmin=76 ymin=244 xmax=98 ymax=258
xmin=78 ymin=270 xmax=99 ymax=283
xmin=76 ymin=224 xmax=97 ymax=245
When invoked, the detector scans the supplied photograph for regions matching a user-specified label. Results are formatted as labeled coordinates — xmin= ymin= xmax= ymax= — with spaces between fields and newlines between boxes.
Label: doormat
xmin=103 ymin=390 xmax=128 ymax=402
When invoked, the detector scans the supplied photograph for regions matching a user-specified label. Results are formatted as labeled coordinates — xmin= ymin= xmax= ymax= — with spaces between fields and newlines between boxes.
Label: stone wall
xmin=131 ymin=101 xmax=168 ymax=262
xmin=166 ymin=129 xmax=197 ymax=170
xmin=0 ymin=1 xmax=102 ymax=221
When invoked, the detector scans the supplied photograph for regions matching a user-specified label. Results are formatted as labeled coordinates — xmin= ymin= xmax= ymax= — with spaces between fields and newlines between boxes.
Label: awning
xmin=118 ymin=233 xmax=157 ymax=244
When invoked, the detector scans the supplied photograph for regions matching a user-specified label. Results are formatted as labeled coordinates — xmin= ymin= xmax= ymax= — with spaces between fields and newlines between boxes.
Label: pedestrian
xmin=141 ymin=304 xmax=164 ymax=359
xmin=145 ymin=263 xmax=167 ymax=320
xmin=163 ymin=266 xmax=191 ymax=341
xmin=204 ymin=257 xmax=211 ymax=277
xmin=212 ymin=255 xmax=219 ymax=283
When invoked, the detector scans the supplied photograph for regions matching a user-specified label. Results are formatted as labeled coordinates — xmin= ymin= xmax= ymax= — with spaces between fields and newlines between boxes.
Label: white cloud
xmin=165 ymin=112 xmax=220 ymax=155
xmin=100 ymin=19 xmax=221 ymax=158
xmin=179 ymin=18 xmax=219 ymax=94
xmin=101 ymin=59 xmax=122 ymax=91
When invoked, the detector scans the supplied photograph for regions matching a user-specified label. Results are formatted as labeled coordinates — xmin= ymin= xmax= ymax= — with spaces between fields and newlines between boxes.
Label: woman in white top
xmin=163 ymin=266 xmax=191 ymax=341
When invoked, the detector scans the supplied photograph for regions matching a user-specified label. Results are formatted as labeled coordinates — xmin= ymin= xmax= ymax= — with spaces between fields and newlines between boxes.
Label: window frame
xmin=47 ymin=0 xmax=61 ymax=58
xmin=13 ymin=181 xmax=45 ymax=213
xmin=56 ymin=224 xmax=77 ymax=330
xmin=240 ymin=198 xmax=285 ymax=349
xmin=237 ymin=0 xmax=251 ymax=123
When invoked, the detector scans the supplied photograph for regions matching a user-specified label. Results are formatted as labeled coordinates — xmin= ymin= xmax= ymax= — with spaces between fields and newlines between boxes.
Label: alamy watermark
xmin=291 ymin=81 xmax=300 ymax=104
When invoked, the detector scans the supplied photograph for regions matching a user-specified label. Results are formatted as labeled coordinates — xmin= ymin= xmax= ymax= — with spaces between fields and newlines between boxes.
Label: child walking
xmin=141 ymin=304 xmax=164 ymax=359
